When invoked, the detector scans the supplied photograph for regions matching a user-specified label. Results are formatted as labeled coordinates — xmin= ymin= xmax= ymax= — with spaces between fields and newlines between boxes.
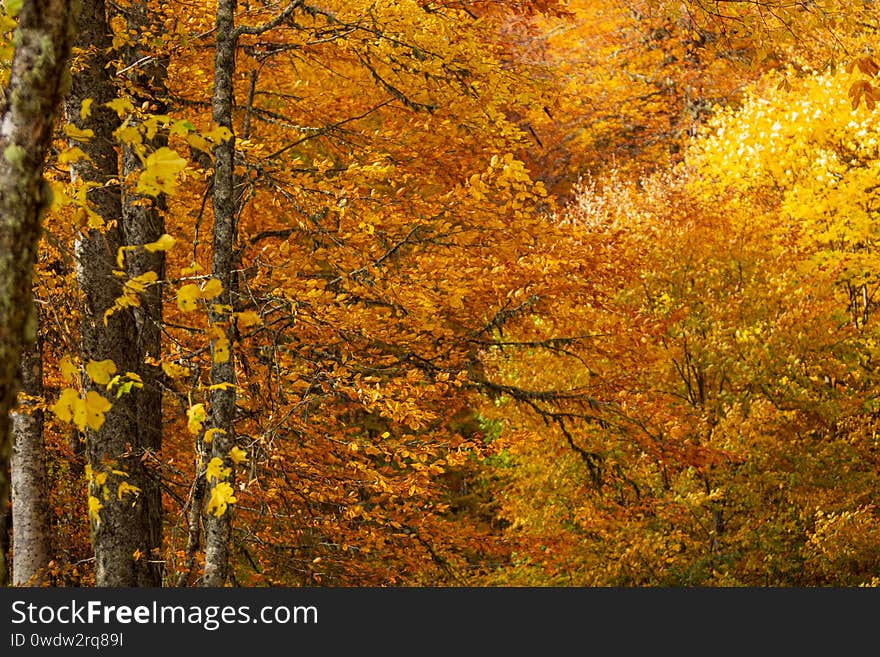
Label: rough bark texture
xmin=119 ymin=0 xmax=169 ymax=585
xmin=0 ymin=0 xmax=78 ymax=587
xmin=202 ymin=0 xmax=238 ymax=587
xmin=11 ymin=327 xmax=50 ymax=585
xmin=67 ymin=0 xmax=161 ymax=586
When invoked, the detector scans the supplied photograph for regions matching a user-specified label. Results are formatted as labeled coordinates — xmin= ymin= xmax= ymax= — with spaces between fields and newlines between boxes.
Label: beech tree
xmin=61 ymin=0 xmax=162 ymax=586
xmin=0 ymin=0 xmax=78 ymax=586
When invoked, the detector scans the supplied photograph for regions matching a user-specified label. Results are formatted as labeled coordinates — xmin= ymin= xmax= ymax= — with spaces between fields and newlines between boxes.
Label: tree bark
xmin=11 ymin=324 xmax=50 ymax=585
xmin=119 ymin=0 xmax=169 ymax=587
xmin=66 ymin=0 xmax=161 ymax=586
xmin=202 ymin=0 xmax=238 ymax=587
xmin=0 ymin=0 xmax=79 ymax=588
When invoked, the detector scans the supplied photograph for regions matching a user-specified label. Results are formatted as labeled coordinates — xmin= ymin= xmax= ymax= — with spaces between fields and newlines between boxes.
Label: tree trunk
xmin=11 ymin=325 xmax=50 ymax=585
xmin=66 ymin=0 xmax=161 ymax=586
xmin=119 ymin=0 xmax=169 ymax=586
xmin=202 ymin=0 xmax=238 ymax=587
xmin=0 ymin=0 xmax=79 ymax=588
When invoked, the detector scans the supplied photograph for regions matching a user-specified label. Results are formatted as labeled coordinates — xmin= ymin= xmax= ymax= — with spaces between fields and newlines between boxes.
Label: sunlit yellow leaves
xmin=106 ymin=371 xmax=144 ymax=398
xmin=144 ymin=233 xmax=176 ymax=252
xmin=162 ymin=361 xmax=190 ymax=379
xmin=204 ymin=427 xmax=226 ymax=444
xmin=176 ymin=278 xmax=223 ymax=312
xmin=207 ymin=382 xmax=235 ymax=391
xmin=88 ymin=496 xmax=103 ymax=525
xmin=137 ymin=147 xmax=187 ymax=196
xmin=85 ymin=359 xmax=117 ymax=386
xmin=176 ymin=284 xmax=201 ymax=312
xmin=229 ymin=446 xmax=248 ymax=465
xmin=60 ymin=355 xmax=77 ymax=384
xmin=52 ymin=388 xmax=113 ymax=431
xmin=205 ymin=457 xmax=231 ymax=482
xmin=105 ymin=97 xmax=135 ymax=118
xmin=206 ymin=482 xmax=237 ymax=517
xmin=117 ymin=481 xmax=142 ymax=500
xmin=183 ymin=124 xmax=233 ymax=155
xmin=58 ymin=146 xmax=90 ymax=165
xmin=235 ymin=310 xmax=262 ymax=328
xmin=201 ymin=278 xmax=223 ymax=298
xmin=64 ymin=124 xmax=94 ymax=142
xmin=79 ymin=98 xmax=93 ymax=120
xmin=104 ymin=271 xmax=159 ymax=324
xmin=187 ymin=403 xmax=206 ymax=434
xmin=208 ymin=326 xmax=230 ymax=363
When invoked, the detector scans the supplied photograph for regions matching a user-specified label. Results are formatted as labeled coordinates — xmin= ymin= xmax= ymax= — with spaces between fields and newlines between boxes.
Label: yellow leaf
xmin=236 ymin=310 xmax=262 ymax=327
xmin=176 ymin=283 xmax=201 ymax=312
xmin=201 ymin=278 xmax=223 ymax=298
xmin=137 ymin=147 xmax=187 ymax=196
xmin=58 ymin=146 xmax=90 ymax=164
xmin=126 ymin=270 xmax=158 ymax=293
xmin=83 ymin=391 xmax=112 ymax=431
xmin=205 ymin=456 xmax=231 ymax=481
xmin=86 ymin=359 xmax=117 ymax=385
xmin=204 ymin=427 xmax=226 ymax=444
xmin=51 ymin=388 xmax=79 ymax=424
xmin=203 ymin=125 xmax=233 ymax=144
xmin=60 ymin=355 xmax=77 ymax=384
xmin=162 ymin=361 xmax=189 ymax=379
xmin=114 ymin=124 xmax=142 ymax=148
xmin=64 ymin=124 xmax=94 ymax=142
xmin=187 ymin=403 xmax=206 ymax=435
xmin=144 ymin=233 xmax=176 ymax=252
xmin=213 ymin=338 xmax=230 ymax=364
xmin=117 ymin=481 xmax=142 ymax=500
xmin=88 ymin=496 xmax=103 ymax=525
xmin=79 ymin=98 xmax=93 ymax=120
xmin=181 ymin=261 xmax=204 ymax=276
xmin=185 ymin=132 xmax=213 ymax=154
xmin=229 ymin=446 xmax=248 ymax=465
xmin=105 ymin=97 xmax=134 ymax=118
xmin=206 ymin=481 xmax=237 ymax=517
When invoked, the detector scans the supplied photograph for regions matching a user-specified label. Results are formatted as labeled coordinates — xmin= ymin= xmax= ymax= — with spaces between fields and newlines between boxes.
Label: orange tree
xmin=30 ymin=0 xmax=608 ymax=586
xmin=477 ymin=58 xmax=880 ymax=586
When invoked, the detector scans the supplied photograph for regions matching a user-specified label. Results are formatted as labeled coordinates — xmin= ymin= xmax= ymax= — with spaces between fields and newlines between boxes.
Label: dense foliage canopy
xmin=2 ymin=0 xmax=880 ymax=586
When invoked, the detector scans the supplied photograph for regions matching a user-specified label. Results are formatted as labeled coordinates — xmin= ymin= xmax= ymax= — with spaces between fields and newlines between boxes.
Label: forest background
xmin=1 ymin=0 xmax=880 ymax=587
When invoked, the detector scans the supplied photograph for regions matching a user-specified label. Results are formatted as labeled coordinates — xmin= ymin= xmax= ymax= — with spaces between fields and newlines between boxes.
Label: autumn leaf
xmin=144 ymin=233 xmax=176 ymax=252
xmin=88 ymin=496 xmax=103 ymax=525
xmin=79 ymin=98 xmax=93 ymax=120
xmin=136 ymin=146 xmax=187 ymax=196
xmin=117 ymin=481 xmax=142 ymax=500
xmin=201 ymin=278 xmax=223 ymax=298
xmin=161 ymin=361 xmax=190 ymax=379
xmin=205 ymin=456 xmax=231 ymax=482
xmin=204 ymin=427 xmax=226 ymax=444
xmin=105 ymin=96 xmax=134 ymax=118
xmin=229 ymin=446 xmax=248 ymax=465
xmin=206 ymin=482 xmax=237 ymax=517
xmin=176 ymin=284 xmax=201 ymax=312
xmin=51 ymin=388 xmax=80 ymax=425
xmin=186 ymin=403 xmax=206 ymax=434
xmin=86 ymin=359 xmax=117 ymax=385
xmin=50 ymin=388 xmax=110 ymax=434
xmin=64 ymin=124 xmax=94 ymax=142
xmin=82 ymin=391 xmax=113 ymax=431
